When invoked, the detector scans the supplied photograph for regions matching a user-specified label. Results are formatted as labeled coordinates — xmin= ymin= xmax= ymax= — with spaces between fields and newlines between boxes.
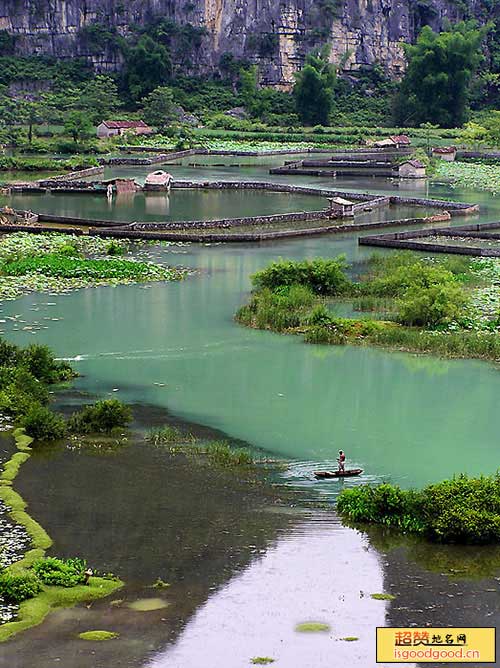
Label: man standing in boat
xmin=337 ymin=450 xmax=346 ymax=473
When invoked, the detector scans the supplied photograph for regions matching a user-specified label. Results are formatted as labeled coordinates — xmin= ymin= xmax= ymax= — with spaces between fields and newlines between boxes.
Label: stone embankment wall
xmin=41 ymin=166 xmax=104 ymax=182
xmin=359 ymin=221 xmax=500 ymax=257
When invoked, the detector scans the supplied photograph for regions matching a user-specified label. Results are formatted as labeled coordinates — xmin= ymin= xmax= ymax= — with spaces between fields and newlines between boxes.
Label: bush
xmin=21 ymin=404 xmax=67 ymax=441
xmin=67 ymin=399 xmax=132 ymax=435
xmin=33 ymin=557 xmax=86 ymax=587
xmin=0 ymin=571 xmax=42 ymax=603
xmin=252 ymin=257 xmax=350 ymax=295
xmin=20 ymin=344 xmax=74 ymax=384
xmin=397 ymin=283 xmax=468 ymax=327
xmin=338 ymin=474 xmax=500 ymax=544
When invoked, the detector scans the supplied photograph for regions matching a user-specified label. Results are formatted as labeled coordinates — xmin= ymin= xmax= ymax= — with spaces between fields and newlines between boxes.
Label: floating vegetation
xmin=341 ymin=637 xmax=359 ymax=641
xmin=251 ymin=658 xmax=275 ymax=665
xmin=435 ymin=161 xmax=500 ymax=195
xmin=78 ymin=630 xmax=119 ymax=641
xmin=295 ymin=622 xmax=330 ymax=633
xmin=126 ymin=597 xmax=169 ymax=611
xmin=0 ymin=233 xmax=187 ymax=301
xmin=370 ymin=593 xmax=396 ymax=601
xmin=152 ymin=578 xmax=170 ymax=589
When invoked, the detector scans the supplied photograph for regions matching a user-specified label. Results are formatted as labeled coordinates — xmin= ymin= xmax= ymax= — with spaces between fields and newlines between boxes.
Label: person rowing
xmin=337 ymin=449 xmax=346 ymax=473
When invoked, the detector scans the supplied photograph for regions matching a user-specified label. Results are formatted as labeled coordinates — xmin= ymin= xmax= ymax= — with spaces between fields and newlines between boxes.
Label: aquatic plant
xmin=341 ymin=637 xmax=359 ymax=641
xmin=370 ymin=593 xmax=395 ymax=601
xmin=78 ymin=630 xmax=119 ymax=641
xmin=251 ymin=658 xmax=275 ymax=665
xmin=146 ymin=425 xmax=195 ymax=444
xmin=295 ymin=622 xmax=330 ymax=633
xmin=205 ymin=441 xmax=254 ymax=468
xmin=67 ymin=399 xmax=132 ymax=435
xmin=126 ymin=597 xmax=169 ymax=611
xmin=435 ymin=160 xmax=500 ymax=195
xmin=152 ymin=578 xmax=170 ymax=589
xmin=0 ymin=232 xmax=186 ymax=302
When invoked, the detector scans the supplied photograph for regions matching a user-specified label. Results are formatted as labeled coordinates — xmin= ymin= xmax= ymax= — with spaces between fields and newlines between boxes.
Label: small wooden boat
xmin=314 ymin=469 xmax=363 ymax=479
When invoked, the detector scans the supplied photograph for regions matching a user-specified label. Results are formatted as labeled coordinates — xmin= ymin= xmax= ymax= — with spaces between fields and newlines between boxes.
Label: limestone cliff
xmin=0 ymin=1 xmax=495 ymax=88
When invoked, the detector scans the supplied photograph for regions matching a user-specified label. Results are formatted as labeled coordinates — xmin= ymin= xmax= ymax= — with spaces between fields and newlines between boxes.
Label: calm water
xmin=2 ymin=160 xmax=500 ymax=667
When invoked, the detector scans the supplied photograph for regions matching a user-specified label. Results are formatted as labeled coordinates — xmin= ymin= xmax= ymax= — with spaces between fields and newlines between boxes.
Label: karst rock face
xmin=0 ymin=0 xmax=493 ymax=87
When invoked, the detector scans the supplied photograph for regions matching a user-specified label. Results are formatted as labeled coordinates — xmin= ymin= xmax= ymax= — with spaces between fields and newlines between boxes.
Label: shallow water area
xmin=1 ymin=162 xmax=500 ymax=666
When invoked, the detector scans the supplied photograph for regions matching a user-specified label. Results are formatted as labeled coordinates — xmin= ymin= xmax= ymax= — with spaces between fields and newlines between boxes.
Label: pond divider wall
xmin=359 ymin=221 xmax=500 ymax=257
xmin=2 ymin=180 xmax=480 ymax=245
xmin=40 ymin=166 xmax=104 ymax=183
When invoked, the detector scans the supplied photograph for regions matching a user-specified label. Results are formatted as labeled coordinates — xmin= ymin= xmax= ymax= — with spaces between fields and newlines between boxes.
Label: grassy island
xmin=235 ymin=254 xmax=500 ymax=361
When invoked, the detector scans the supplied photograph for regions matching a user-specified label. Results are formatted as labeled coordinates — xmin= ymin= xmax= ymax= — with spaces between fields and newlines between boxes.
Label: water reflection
xmin=147 ymin=513 xmax=387 ymax=668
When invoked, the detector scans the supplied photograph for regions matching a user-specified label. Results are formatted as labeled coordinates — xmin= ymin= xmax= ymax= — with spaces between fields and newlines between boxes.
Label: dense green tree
xmin=78 ymin=75 xmax=120 ymax=124
xmin=140 ymin=86 xmax=176 ymax=130
xmin=393 ymin=22 xmax=483 ymax=127
xmin=293 ymin=51 xmax=336 ymax=125
xmin=63 ymin=110 xmax=93 ymax=144
xmin=124 ymin=35 xmax=172 ymax=101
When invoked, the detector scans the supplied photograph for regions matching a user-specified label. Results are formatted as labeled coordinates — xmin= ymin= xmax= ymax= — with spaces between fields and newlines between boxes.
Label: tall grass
xmin=205 ymin=440 xmax=254 ymax=468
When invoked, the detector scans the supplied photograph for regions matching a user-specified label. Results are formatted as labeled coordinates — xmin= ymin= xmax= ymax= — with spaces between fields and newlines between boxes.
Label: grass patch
xmin=0 ymin=577 xmax=123 ymax=642
xmin=0 ymin=451 xmax=30 ymax=484
xmin=78 ymin=630 xmax=119 ymax=641
xmin=147 ymin=425 xmax=195 ymax=445
xmin=370 ymin=593 xmax=395 ymax=601
xmin=295 ymin=622 xmax=330 ymax=633
xmin=205 ymin=441 xmax=254 ymax=468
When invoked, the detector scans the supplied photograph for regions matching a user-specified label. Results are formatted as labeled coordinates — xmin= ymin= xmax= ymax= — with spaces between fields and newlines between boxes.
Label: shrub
xmin=21 ymin=405 xmax=67 ymax=441
xmin=33 ymin=557 xmax=87 ymax=587
xmin=20 ymin=344 xmax=74 ymax=384
xmin=363 ymin=261 xmax=457 ymax=298
xmin=0 ymin=571 xmax=42 ymax=603
xmin=337 ymin=474 xmax=500 ymax=544
xmin=252 ymin=257 xmax=350 ymax=295
xmin=396 ymin=283 xmax=468 ymax=327
xmin=67 ymin=399 xmax=132 ymax=435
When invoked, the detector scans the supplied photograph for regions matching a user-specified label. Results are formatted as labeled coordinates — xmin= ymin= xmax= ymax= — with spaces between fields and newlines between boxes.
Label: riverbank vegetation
xmin=0 ymin=232 xmax=186 ymax=301
xmin=235 ymin=254 xmax=500 ymax=361
xmin=0 ymin=427 xmax=122 ymax=640
xmin=337 ymin=475 xmax=500 ymax=545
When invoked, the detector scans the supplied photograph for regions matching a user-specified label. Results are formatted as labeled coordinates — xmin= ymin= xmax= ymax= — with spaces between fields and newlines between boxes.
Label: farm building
xmin=398 ymin=159 xmax=426 ymax=179
xmin=97 ymin=120 xmax=153 ymax=139
xmin=374 ymin=135 xmax=411 ymax=149
xmin=431 ymin=147 xmax=457 ymax=161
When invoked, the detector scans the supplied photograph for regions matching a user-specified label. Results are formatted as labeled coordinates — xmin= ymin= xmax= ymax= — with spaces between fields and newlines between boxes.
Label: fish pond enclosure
xmin=1 ymin=151 xmax=500 ymax=668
